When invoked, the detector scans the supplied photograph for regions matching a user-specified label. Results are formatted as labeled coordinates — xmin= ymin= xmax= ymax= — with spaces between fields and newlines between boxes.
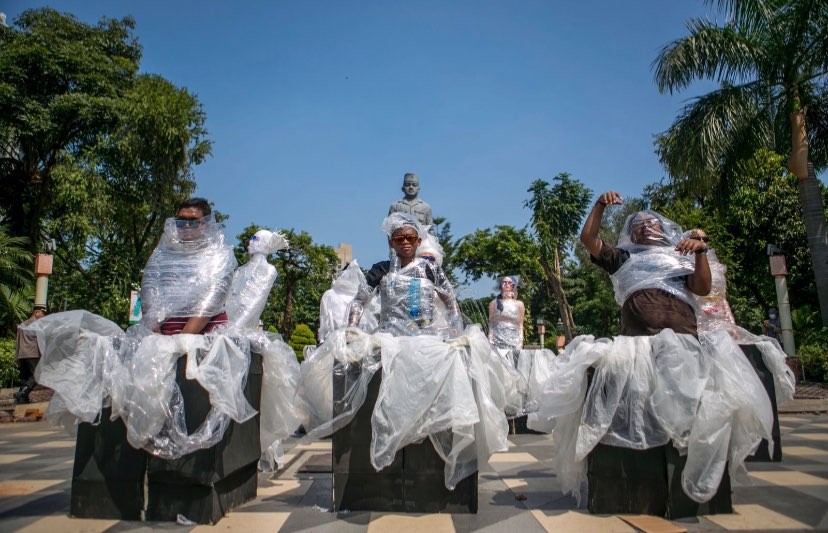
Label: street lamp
xmin=536 ymin=317 xmax=545 ymax=349
xmin=556 ymin=318 xmax=565 ymax=352
xmin=767 ymin=244 xmax=796 ymax=357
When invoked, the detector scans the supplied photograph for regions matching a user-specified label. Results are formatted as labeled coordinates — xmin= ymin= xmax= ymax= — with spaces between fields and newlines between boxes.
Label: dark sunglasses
xmin=690 ymin=236 xmax=710 ymax=243
xmin=391 ymin=234 xmax=418 ymax=245
xmin=174 ymin=217 xmax=204 ymax=228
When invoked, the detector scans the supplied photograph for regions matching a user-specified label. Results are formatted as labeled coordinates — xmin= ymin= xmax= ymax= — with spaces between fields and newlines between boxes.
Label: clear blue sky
xmin=9 ymin=1 xmax=741 ymax=296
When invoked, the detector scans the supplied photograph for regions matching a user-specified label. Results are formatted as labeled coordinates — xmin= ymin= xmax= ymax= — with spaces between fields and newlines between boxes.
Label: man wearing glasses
xmin=140 ymin=197 xmax=237 ymax=335
xmin=580 ymin=191 xmax=711 ymax=336
xmin=348 ymin=213 xmax=461 ymax=337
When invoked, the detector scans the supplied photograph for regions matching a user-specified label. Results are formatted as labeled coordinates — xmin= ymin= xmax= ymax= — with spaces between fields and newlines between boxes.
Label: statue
xmin=387 ymin=173 xmax=433 ymax=228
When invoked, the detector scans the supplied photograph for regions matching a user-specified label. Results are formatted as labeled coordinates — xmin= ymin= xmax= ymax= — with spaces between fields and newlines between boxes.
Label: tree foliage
xmin=288 ymin=323 xmax=316 ymax=361
xmin=0 ymin=9 xmax=211 ymax=325
xmin=0 ymin=224 xmax=34 ymax=335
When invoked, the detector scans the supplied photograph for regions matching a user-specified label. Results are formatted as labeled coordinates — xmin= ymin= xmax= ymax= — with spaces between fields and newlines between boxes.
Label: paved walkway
xmin=1 ymin=410 xmax=827 ymax=532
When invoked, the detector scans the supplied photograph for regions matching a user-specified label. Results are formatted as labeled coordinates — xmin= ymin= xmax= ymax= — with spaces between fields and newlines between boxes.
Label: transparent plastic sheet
xmin=319 ymin=260 xmax=378 ymax=341
xmin=26 ymin=310 xmax=123 ymax=424
xmin=255 ymin=332 xmax=302 ymax=471
xmin=686 ymin=330 xmax=774 ymax=502
xmin=296 ymin=328 xmax=383 ymax=441
xmin=728 ymin=326 xmax=795 ymax=404
xmin=110 ymin=332 xmax=256 ymax=459
xmin=528 ymin=329 xmax=773 ymax=504
xmin=490 ymin=347 xmax=526 ymax=417
xmin=516 ymin=348 xmax=555 ymax=414
xmin=371 ymin=325 xmax=508 ymax=489
xmin=489 ymin=300 xmax=523 ymax=350
xmin=226 ymin=254 xmax=278 ymax=330
xmin=694 ymin=250 xmax=738 ymax=335
xmin=609 ymin=247 xmax=697 ymax=309
xmin=526 ymin=336 xmax=611 ymax=501
xmin=140 ymin=217 xmax=237 ymax=330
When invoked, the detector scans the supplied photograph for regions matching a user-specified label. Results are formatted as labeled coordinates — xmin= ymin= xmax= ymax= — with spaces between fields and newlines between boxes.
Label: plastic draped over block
xmin=226 ymin=254 xmax=277 ymax=331
xmin=610 ymin=248 xmax=697 ymax=309
xmin=23 ymin=310 xmax=301 ymax=468
xmin=296 ymin=325 xmax=509 ymax=490
xmin=526 ymin=328 xmax=788 ymax=504
xmin=140 ymin=217 xmax=237 ymax=329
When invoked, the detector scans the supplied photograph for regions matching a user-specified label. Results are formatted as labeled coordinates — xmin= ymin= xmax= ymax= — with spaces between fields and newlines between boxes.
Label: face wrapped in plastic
xmin=611 ymin=211 xmax=697 ymax=308
xmin=140 ymin=215 xmax=237 ymax=329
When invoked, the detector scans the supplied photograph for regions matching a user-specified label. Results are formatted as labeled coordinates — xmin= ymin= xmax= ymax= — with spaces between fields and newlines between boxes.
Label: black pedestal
xmin=332 ymin=365 xmax=478 ymax=513
xmin=587 ymin=442 xmax=732 ymax=518
xmin=740 ymin=344 xmax=782 ymax=462
xmin=70 ymin=349 xmax=263 ymax=524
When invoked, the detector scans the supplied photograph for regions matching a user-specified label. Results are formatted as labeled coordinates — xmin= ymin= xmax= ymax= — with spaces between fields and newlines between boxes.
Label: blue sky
xmin=8 ymin=1 xmax=751 ymax=296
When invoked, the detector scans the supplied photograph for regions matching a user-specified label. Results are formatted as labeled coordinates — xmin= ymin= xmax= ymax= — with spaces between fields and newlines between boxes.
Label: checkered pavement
xmin=1 ymin=413 xmax=827 ymax=532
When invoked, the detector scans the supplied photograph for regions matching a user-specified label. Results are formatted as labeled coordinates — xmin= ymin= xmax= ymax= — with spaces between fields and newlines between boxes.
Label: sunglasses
xmin=420 ymin=254 xmax=436 ymax=262
xmin=174 ymin=217 xmax=204 ymax=228
xmin=690 ymin=236 xmax=710 ymax=243
xmin=391 ymin=234 xmax=418 ymax=245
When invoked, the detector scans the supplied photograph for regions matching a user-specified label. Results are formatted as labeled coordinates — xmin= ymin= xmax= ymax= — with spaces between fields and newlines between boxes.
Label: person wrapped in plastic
xmin=140 ymin=198 xmax=237 ymax=335
xmin=22 ymin=205 xmax=301 ymax=473
xmin=523 ymin=191 xmax=788 ymax=516
xmin=318 ymin=260 xmax=378 ymax=343
xmin=296 ymin=213 xmax=508 ymax=493
xmin=488 ymin=276 xmax=525 ymax=351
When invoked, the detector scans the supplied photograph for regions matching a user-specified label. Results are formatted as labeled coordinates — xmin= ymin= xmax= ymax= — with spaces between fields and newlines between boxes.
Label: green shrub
xmin=0 ymin=337 xmax=20 ymax=388
xmin=288 ymin=324 xmax=316 ymax=362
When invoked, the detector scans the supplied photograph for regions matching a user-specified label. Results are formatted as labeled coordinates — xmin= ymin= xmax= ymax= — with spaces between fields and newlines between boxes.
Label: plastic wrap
xmin=319 ymin=260 xmax=378 ymax=341
xmin=515 ymin=348 xmax=555 ymax=414
xmin=694 ymin=249 xmax=738 ymax=334
xmin=610 ymin=247 xmax=697 ymax=309
xmin=617 ymin=210 xmax=683 ymax=251
xmin=488 ymin=347 xmax=525 ymax=416
xmin=417 ymin=228 xmax=446 ymax=266
xmin=489 ymin=299 xmax=524 ymax=349
xmin=140 ymin=216 xmax=237 ymax=330
xmin=256 ymin=332 xmax=302 ymax=471
xmin=528 ymin=329 xmax=774 ymax=504
xmin=730 ymin=326 xmax=796 ymax=405
xmin=295 ymin=325 xmax=508 ymax=489
xmin=27 ymin=311 xmax=123 ymax=425
xmin=377 ymin=257 xmax=461 ymax=337
xmin=226 ymin=230 xmax=287 ymax=331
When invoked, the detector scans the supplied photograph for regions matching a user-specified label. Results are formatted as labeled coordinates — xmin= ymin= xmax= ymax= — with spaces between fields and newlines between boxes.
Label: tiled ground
xmin=1 ymin=413 xmax=827 ymax=532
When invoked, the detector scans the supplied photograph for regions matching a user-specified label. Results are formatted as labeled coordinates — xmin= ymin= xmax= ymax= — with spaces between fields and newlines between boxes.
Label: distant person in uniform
xmin=14 ymin=305 xmax=46 ymax=404
xmin=388 ymin=173 xmax=433 ymax=228
xmin=763 ymin=307 xmax=781 ymax=339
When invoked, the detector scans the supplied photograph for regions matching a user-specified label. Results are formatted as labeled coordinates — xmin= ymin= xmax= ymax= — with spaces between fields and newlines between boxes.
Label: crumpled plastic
xmin=140 ymin=216 xmax=237 ymax=330
xmin=527 ymin=329 xmax=775 ymax=504
xmin=24 ymin=310 xmax=300 ymax=467
xmin=610 ymin=248 xmax=698 ymax=309
xmin=694 ymin=249 xmax=738 ymax=335
xmin=319 ymin=260 xmax=378 ymax=342
xmin=296 ymin=325 xmax=508 ymax=489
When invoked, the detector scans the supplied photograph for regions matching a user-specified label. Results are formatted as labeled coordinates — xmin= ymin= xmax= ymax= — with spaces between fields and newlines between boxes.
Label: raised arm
xmin=580 ymin=191 xmax=622 ymax=258
xmin=675 ymin=237 xmax=712 ymax=296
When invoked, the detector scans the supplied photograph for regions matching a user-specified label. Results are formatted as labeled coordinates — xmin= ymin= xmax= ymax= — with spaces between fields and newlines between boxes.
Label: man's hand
xmin=675 ymin=238 xmax=708 ymax=256
xmin=595 ymin=191 xmax=623 ymax=207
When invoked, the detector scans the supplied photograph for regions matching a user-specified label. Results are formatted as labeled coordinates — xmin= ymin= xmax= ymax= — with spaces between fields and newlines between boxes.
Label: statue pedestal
xmin=70 ymin=351 xmax=262 ymax=524
xmin=332 ymin=365 xmax=478 ymax=513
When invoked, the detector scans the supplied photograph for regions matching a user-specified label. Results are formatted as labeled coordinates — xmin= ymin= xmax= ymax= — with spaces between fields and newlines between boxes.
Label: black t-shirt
xmin=591 ymin=241 xmax=697 ymax=336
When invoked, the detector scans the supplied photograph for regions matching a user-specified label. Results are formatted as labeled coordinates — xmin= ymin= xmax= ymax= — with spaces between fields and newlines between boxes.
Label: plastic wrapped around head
xmin=617 ymin=210 xmax=683 ymax=251
xmin=417 ymin=229 xmax=445 ymax=266
xmin=495 ymin=275 xmax=521 ymax=295
xmin=248 ymin=229 xmax=289 ymax=256
xmin=381 ymin=212 xmax=423 ymax=238
xmin=140 ymin=215 xmax=237 ymax=329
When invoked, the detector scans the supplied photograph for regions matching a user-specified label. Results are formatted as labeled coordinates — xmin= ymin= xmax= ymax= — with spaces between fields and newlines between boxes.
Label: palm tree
xmin=652 ymin=0 xmax=828 ymax=325
xmin=0 ymin=223 xmax=34 ymax=335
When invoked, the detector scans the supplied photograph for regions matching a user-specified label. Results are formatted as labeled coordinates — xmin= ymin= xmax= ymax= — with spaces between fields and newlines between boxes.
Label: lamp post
xmin=767 ymin=244 xmax=796 ymax=357
xmin=556 ymin=318 xmax=565 ymax=352
xmin=536 ymin=317 xmax=545 ymax=349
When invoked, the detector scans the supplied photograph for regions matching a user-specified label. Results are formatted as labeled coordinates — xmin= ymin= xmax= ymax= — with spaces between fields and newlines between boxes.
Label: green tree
xmin=653 ymin=0 xmax=828 ymax=324
xmin=525 ymin=174 xmax=592 ymax=340
xmin=0 ymin=8 xmax=141 ymax=251
xmin=0 ymin=224 xmax=34 ymax=335
xmin=288 ymin=323 xmax=316 ymax=361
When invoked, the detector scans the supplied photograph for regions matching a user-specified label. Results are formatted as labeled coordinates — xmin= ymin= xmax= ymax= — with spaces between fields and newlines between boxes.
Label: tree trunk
xmin=539 ymin=251 xmax=576 ymax=340
xmin=789 ymin=111 xmax=828 ymax=326
xmin=797 ymin=163 xmax=828 ymax=326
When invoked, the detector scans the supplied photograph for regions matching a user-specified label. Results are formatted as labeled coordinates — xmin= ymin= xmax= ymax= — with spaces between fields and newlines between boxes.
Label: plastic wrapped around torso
xmin=140 ymin=221 xmax=237 ymax=329
xmin=378 ymin=264 xmax=439 ymax=336
xmin=225 ymin=254 xmax=277 ymax=330
xmin=490 ymin=299 xmax=523 ymax=349
xmin=610 ymin=247 xmax=696 ymax=310
xmin=695 ymin=253 xmax=737 ymax=334
xmin=319 ymin=261 xmax=377 ymax=341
